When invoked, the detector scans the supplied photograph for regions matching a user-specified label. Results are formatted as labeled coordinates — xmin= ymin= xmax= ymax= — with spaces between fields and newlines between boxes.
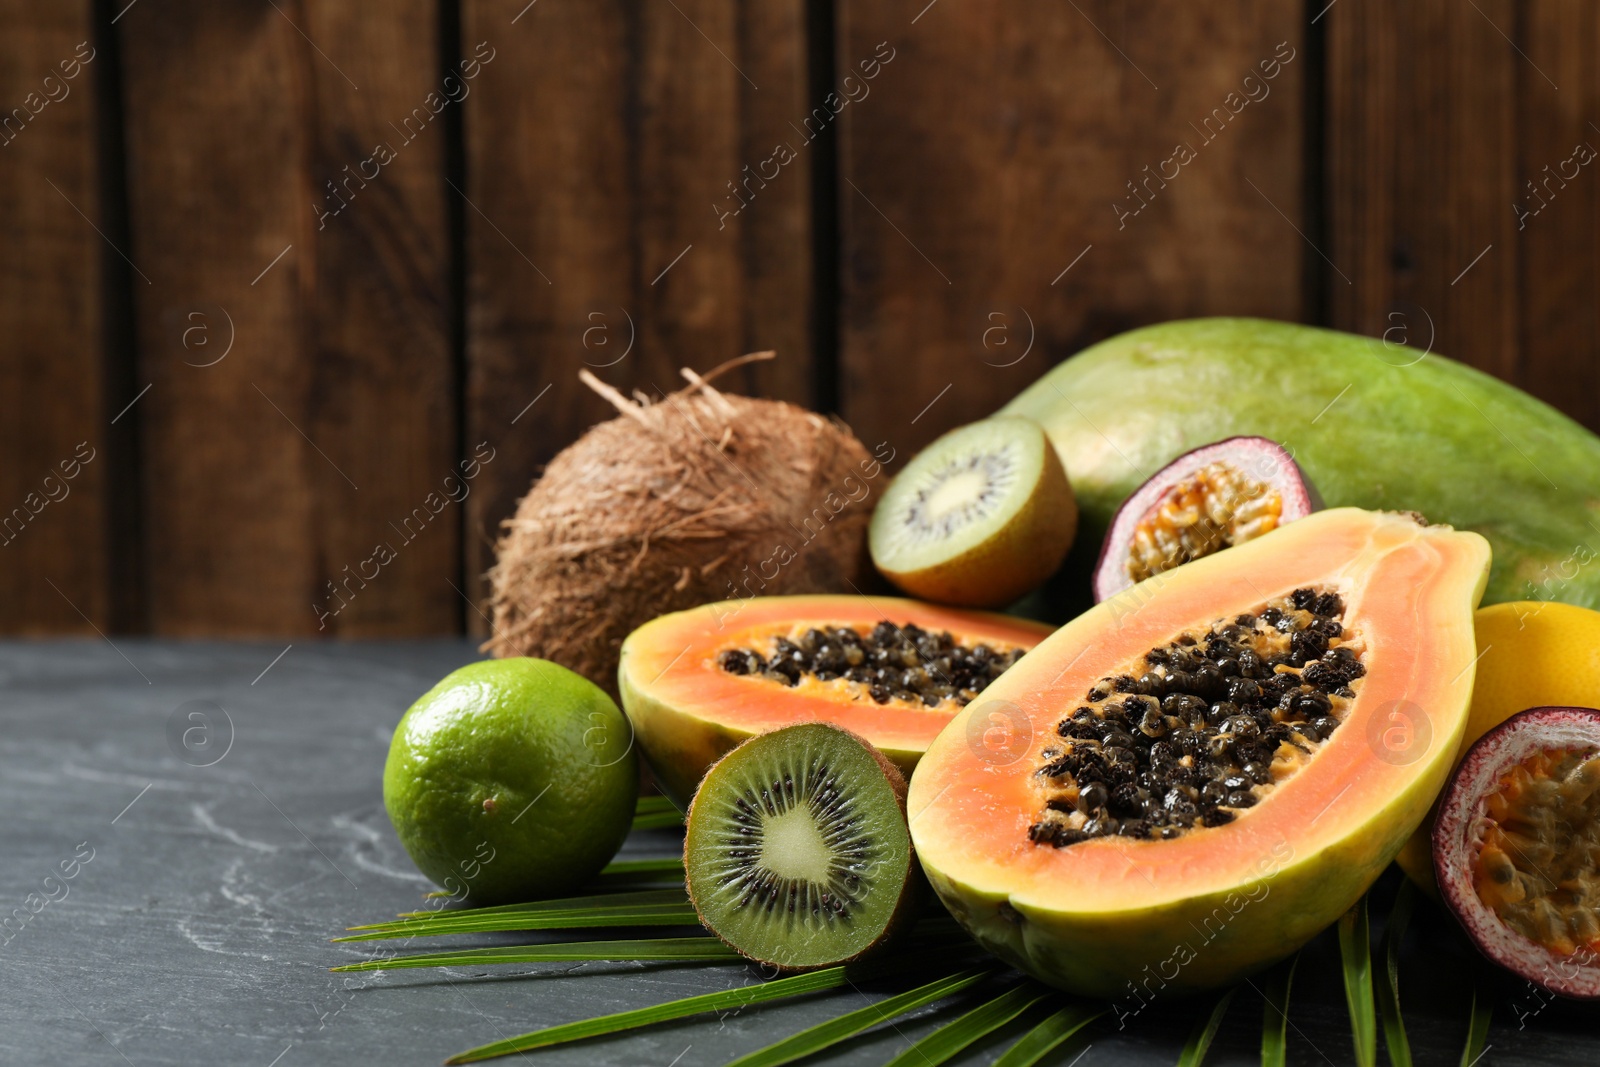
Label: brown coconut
xmin=485 ymin=353 xmax=877 ymax=696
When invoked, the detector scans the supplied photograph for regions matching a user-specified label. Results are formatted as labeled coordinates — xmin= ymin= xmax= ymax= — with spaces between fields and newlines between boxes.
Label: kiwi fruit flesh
xmin=870 ymin=416 xmax=1077 ymax=607
xmin=684 ymin=722 xmax=916 ymax=970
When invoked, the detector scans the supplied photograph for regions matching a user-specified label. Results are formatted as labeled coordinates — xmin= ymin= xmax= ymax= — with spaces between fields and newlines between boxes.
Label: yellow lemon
xmin=1459 ymin=600 xmax=1600 ymax=743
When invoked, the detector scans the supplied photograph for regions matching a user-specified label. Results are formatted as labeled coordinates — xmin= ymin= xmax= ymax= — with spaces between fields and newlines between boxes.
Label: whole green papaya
xmin=1001 ymin=318 xmax=1600 ymax=609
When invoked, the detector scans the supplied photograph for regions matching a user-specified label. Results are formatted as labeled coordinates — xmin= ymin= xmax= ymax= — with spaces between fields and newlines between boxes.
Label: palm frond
xmin=331 ymin=936 xmax=736 ymax=972
xmin=990 ymin=1003 xmax=1103 ymax=1067
xmin=380 ymin=887 xmax=688 ymax=925
xmin=1459 ymin=982 xmax=1492 ymax=1067
xmin=1176 ymin=987 xmax=1235 ymax=1067
xmin=631 ymin=794 xmax=686 ymax=831
xmin=445 ymin=965 xmax=850 ymax=1064
xmin=1376 ymin=881 xmax=1418 ymax=1067
xmin=722 ymin=968 xmax=993 ymax=1067
xmin=1260 ymin=953 xmax=1298 ymax=1067
xmin=1339 ymin=897 xmax=1377 ymax=1067
xmin=334 ymin=903 xmax=699 ymax=943
xmin=879 ymin=981 xmax=1050 ymax=1067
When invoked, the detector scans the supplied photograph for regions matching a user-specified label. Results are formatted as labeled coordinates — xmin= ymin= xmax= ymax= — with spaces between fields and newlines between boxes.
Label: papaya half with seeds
xmin=907 ymin=508 xmax=1490 ymax=998
xmin=618 ymin=595 xmax=1053 ymax=803
xmin=1002 ymin=317 xmax=1600 ymax=611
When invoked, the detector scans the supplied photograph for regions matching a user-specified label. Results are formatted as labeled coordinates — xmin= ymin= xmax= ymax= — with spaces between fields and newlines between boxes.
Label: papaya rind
xmin=1002 ymin=317 xmax=1600 ymax=611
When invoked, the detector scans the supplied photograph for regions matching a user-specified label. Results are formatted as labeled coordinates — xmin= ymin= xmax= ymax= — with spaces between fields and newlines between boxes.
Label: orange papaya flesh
xmin=618 ymin=594 xmax=1053 ymax=803
xmin=907 ymin=508 xmax=1490 ymax=998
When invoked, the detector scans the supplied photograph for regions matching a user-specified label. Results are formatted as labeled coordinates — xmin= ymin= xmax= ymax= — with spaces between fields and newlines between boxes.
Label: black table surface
xmin=2 ymin=640 xmax=1595 ymax=1066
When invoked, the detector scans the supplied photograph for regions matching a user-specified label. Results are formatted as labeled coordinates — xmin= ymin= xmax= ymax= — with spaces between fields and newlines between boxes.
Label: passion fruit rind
xmin=1433 ymin=705 xmax=1600 ymax=999
xmin=1093 ymin=436 xmax=1319 ymax=602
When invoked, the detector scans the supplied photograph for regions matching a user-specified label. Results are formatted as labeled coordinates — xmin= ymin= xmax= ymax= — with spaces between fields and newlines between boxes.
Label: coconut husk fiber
xmin=485 ymin=353 xmax=877 ymax=697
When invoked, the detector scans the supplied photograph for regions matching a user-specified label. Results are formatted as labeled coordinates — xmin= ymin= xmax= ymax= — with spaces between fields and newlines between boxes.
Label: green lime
xmin=383 ymin=657 xmax=638 ymax=903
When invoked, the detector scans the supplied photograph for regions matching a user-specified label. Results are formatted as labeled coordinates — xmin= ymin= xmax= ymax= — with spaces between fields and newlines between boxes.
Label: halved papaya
xmin=619 ymin=594 xmax=1054 ymax=802
xmin=907 ymin=508 xmax=1490 ymax=998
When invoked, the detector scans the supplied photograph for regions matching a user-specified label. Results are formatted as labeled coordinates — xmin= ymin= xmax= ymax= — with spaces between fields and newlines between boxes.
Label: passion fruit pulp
xmin=1093 ymin=436 xmax=1319 ymax=603
xmin=1433 ymin=706 xmax=1600 ymax=998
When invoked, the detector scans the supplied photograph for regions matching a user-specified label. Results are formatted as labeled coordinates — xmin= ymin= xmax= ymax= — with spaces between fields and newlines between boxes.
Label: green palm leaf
xmin=379 ymin=888 xmax=688 ymax=925
xmin=990 ymin=1003 xmax=1103 ymax=1067
xmin=333 ymin=903 xmax=700 ymax=942
xmin=1459 ymin=983 xmax=1492 ymax=1067
xmin=1339 ymin=897 xmax=1377 ymax=1067
xmin=1259 ymin=953 xmax=1298 ymax=1067
xmin=596 ymin=856 xmax=686 ymax=886
xmin=1177 ymin=987 xmax=1236 ymax=1067
xmin=445 ymin=966 xmax=848 ymax=1064
xmin=331 ymin=936 xmax=737 ymax=972
xmin=877 ymin=981 xmax=1050 ymax=1067
xmin=1376 ymin=882 xmax=1418 ymax=1067
xmin=632 ymin=794 xmax=686 ymax=830
xmin=722 ymin=968 xmax=993 ymax=1067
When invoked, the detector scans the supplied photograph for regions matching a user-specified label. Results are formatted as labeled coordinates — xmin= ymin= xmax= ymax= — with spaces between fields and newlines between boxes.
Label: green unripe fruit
xmin=383 ymin=657 xmax=637 ymax=904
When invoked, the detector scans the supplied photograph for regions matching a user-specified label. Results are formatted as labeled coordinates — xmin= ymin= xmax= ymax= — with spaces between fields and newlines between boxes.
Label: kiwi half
xmin=684 ymin=722 xmax=915 ymax=970
xmin=870 ymin=416 xmax=1077 ymax=607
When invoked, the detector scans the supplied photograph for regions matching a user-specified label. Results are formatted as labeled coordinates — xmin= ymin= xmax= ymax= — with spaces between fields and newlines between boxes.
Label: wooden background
xmin=1 ymin=0 xmax=1592 ymax=637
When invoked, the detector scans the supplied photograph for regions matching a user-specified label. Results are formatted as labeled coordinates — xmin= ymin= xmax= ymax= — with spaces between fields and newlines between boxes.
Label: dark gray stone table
xmin=2 ymin=641 xmax=1595 ymax=1066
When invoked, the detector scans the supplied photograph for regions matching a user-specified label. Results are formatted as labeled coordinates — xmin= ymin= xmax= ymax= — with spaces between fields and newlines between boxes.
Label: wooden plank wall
xmin=1327 ymin=0 xmax=1600 ymax=429
xmin=119 ymin=1 xmax=456 ymax=636
xmin=0 ymin=0 xmax=1596 ymax=636
xmin=837 ymin=0 xmax=1306 ymax=457
xmin=458 ymin=0 xmax=816 ymax=637
xmin=0 ymin=1 xmax=114 ymax=634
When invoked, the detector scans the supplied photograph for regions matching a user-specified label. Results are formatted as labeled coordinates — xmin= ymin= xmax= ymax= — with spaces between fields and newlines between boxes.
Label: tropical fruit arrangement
xmin=352 ymin=319 xmax=1600 ymax=1064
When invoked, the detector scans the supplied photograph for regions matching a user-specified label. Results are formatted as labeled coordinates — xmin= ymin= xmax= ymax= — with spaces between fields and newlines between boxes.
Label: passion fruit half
xmin=1433 ymin=705 xmax=1600 ymax=998
xmin=1093 ymin=436 xmax=1319 ymax=602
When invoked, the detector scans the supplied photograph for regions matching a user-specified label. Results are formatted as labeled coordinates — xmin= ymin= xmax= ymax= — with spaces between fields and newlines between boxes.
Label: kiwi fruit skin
xmin=684 ymin=722 xmax=920 ymax=972
xmin=874 ymin=418 xmax=1078 ymax=608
